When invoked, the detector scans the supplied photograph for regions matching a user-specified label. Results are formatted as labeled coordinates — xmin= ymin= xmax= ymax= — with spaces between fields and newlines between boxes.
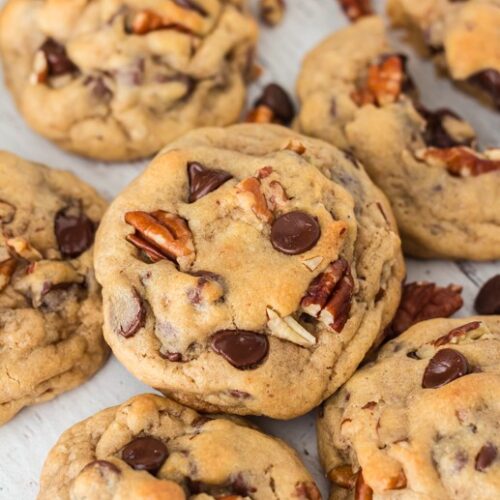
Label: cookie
xmin=0 ymin=151 xmax=108 ymax=425
xmin=388 ymin=0 xmax=500 ymax=109
xmin=0 ymin=1 xmax=258 ymax=161
xmin=296 ymin=16 xmax=500 ymax=260
xmin=318 ymin=316 xmax=500 ymax=500
xmin=94 ymin=123 xmax=404 ymax=419
xmin=38 ymin=393 xmax=321 ymax=500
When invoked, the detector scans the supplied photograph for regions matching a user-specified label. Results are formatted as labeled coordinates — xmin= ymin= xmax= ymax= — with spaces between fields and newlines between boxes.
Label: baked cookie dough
xmin=38 ymin=393 xmax=321 ymax=500
xmin=296 ymin=16 xmax=500 ymax=260
xmin=318 ymin=316 xmax=500 ymax=500
xmin=94 ymin=123 xmax=404 ymax=419
xmin=388 ymin=0 xmax=500 ymax=109
xmin=0 ymin=151 xmax=108 ymax=425
xmin=0 ymin=0 xmax=258 ymax=161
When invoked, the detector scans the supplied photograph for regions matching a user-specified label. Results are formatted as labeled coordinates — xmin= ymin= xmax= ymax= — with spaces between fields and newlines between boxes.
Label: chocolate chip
xmin=422 ymin=348 xmax=469 ymax=389
xmin=271 ymin=211 xmax=320 ymax=255
xmin=84 ymin=76 xmax=112 ymax=101
xmin=231 ymin=473 xmax=256 ymax=496
xmin=255 ymin=83 xmax=295 ymax=124
xmin=54 ymin=208 xmax=95 ymax=259
xmin=122 ymin=437 xmax=168 ymax=474
xmin=187 ymin=162 xmax=232 ymax=203
xmin=468 ymin=69 xmax=500 ymax=109
xmin=475 ymin=443 xmax=497 ymax=471
xmin=173 ymin=0 xmax=208 ymax=16
xmin=84 ymin=460 xmax=121 ymax=475
xmin=160 ymin=351 xmax=183 ymax=362
xmin=40 ymin=38 xmax=77 ymax=77
xmin=211 ymin=330 xmax=269 ymax=369
xmin=474 ymin=275 xmax=500 ymax=314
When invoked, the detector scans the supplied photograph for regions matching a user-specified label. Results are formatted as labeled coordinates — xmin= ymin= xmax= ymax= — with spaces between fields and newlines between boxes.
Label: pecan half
xmin=419 ymin=147 xmax=500 ymax=177
xmin=260 ymin=0 xmax=285 ymax=26
xmin=338 ymin=0 xmax=372 ymax=22
xmin=351 ymin=55 xmax=404 ymax=107
xmin=388 ymin=282 xmax=463 ymax=339
xmin=0 ymin=258 xmax=16 ymax=291
xmin=236 ymin=177 xmax=273 ymax=223
xmin=300 ymin=257 xmax=354 ymax=333
xmin=125 ymin=210 xmax=195 ymax=268
xmin=433 ymin=321 xmax=490 ymax=347
xmin=266 ymin=307 xmax=316 ymax=347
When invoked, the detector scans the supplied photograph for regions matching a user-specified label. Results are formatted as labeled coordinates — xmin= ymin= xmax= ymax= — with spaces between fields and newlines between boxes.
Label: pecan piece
xmin=419 ymin=147 xmax=500 ymax=177
xmin=354 ymin=471 xmax=373 ymax=500
xmin=0 ymin=258 xmax=16 ymax=292
xmin=351 ymin=55 xmax=404 ymax=107
xmin=236 ymin=177 xmax=273 ymax=223
xmin=6 ymin=237 xmax=42 ymax=261
xmin=131 ymin=10 xmax=169 ymax=35
xmin=338 ymin=0 xmax=372 ymax=22
xmin=260 ymin=0 xmax=286 ymax=26
xmin=328 ymin=465 xmax=358 ymax=489
xmin=282 ymin=139 xmax=306 ymax=155
xmin=300 ymin=257 xmax=354 ymax=332
xmin=266 ymin=307 xmax=316 ymax=347
xmin=125 ymin=210 xmax=195 ymax=268
xmin=388 ymin=282 xmax=463 ymax=339
xmin=433 ymin=321 xmax=490 ymax=347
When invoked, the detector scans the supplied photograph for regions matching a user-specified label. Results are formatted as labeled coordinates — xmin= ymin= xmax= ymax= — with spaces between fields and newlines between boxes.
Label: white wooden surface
xmin=0 ymin=1 xmax=499 ymax=498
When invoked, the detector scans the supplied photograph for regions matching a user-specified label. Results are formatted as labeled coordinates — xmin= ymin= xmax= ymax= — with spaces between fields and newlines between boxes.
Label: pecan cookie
xmin=0 ymin=151 xmax=108 ymax=425
xmin=318 ymin=316 xmax=500 ymax=500
xmin=0 ymin=0 xmax=257 ymax=161
xmin=94 ymin=123 xmax=404 ymax=418
xmin=388 ymin=0 xmax=500 ymax=109
xmin=38 ymin=393 xmax=320 ymax=500
xmin=296 ymin=16 xmax=500 ymax=260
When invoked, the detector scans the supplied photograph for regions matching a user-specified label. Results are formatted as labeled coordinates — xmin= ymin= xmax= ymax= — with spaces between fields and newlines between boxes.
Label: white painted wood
xmin=0 ymin=1 xmax=498 ymax=498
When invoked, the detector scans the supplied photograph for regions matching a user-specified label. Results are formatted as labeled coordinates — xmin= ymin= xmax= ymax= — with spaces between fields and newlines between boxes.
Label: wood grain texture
xmin=0 ymin=0 xmax=498 ymax=498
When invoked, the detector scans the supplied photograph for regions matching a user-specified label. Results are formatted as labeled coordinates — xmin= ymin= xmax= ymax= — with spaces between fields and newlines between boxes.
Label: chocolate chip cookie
xmin=388 ymin=0 xmax=500 ymax=109
xmin=39 ymin=393 xmax=320 ymax=500
xmin=0 ymin=151 xmax=108 ymax=425
xmin=296 ymin=16 xmax=500 ymax=260
xmin=0 ymin=0 xmax=258 ymax=161
xmin=94 ymin=123 xmax=404 ymax=419
xmin=318 ymin=316 xmax=500 ymax=500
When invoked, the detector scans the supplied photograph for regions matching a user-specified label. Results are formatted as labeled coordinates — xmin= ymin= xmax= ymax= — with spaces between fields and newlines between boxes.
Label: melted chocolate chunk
xmin=422 ymin=348 xmax=469 ymax=389
xmin=271 ymin=211 xmax=321 ymax=255
xmin=211 ymin=330 xmax=269 ymax=369
xmin=122 ymin=437 xmax=168 ymax=474
xmin=468 ymin=69 xmax=500 ymax=109
xmin=418 ymin=106 xmax=473 ymax=148
xmin=475 ymin=443 xmax=497 ymax=472
xmin=40 ymin=38 xmax=78 ymax=77
xmin=255 ymin=83 xmax=295 ymax=124
xmin=187 ymin=162 xmax=232 ymax=203
xmin=173 ymin=0 xmax=208 ymax=16
xmin=474 ymin=275 xmax=500 ymax=314
xmin=54 ymin=208 xmax=95 ymax=259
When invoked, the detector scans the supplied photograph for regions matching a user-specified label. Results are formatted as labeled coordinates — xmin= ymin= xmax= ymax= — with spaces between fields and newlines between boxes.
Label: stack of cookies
xmin=0 ymin=1 xmax=498 ymax=499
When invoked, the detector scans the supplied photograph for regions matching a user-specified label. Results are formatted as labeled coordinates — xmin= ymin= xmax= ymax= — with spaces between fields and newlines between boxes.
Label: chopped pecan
xmin=236 ymin=177 xmax=273 ymax=223
xmin=282 ymin=139 xmax=306 ymax=155
xmin=30 ymin=50 xmax=48 ymax=85
xmin=131 ymin=9 xmax=168 ymax=35
xmin=125 ymin=210 xmax=195 ymax=268
xmin=301 ymin=255 xmax=324 ymax=271
xmin=328 ymin=465 xmax=358 ymax=489
xmin=265 ymin=180 xmax=289 ymax=211
xmin=388 ymin=282 xmax=463 ymax=339
xmin=300 ymin=257 xmax=354 ymax=333
xmin=351 ymin=55 xmax=404 ymax=107
xmin=338 ymin=0 xmax=372 ymax=22
xmin=419 ymin=147 xmax=500 ymax=177
xmin=260 ymin=0 xmax=286 ymax=26
xmin=6 ymin=237 xmax=42 ymax=261
xmin=266 ymin=307 xmax=316 ymax=347
xmin=433 ymin=321 xmax=489 ymax=347
xmin=0 ymin=258 xmax=16 ymax=291
xmin=246 ymin=105 xmax=274 ymax=124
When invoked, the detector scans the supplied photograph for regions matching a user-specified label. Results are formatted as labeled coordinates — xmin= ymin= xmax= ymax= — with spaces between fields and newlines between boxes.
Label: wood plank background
xmin=0 ymin=0 xmax=498 ymax=497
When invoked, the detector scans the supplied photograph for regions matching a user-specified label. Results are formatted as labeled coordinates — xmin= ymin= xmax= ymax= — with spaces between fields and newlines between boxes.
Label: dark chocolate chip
xmin=422 ymin=348 xmax=469 ymax=389
xmin=122 ymin=437 xmax=168 ymax=474
xmin=231 ymin=473 xmax=256 ymax=496
xmin=173 ymin=0 xmax=208 ymax=16
xmin=271 ymin=211 xmax=321 ymax=255
xmin=474 ymin=275 xmax=500 ymax=314
xmin=211 ymin=330 xmax=268 ymax=369
xmin=407 ymin=350 xmax=420 ymax=360
xmin=160 ymin=351 xmax=183 ymax=362
xmin=468 ymin=69 xmax=500 ymax=109
xmin=475 ymin=443 xmax=497 ymax=471
xmin=187 ymin=162 xmax=232 ymax=203
xmin=255 ymin=83 xmax=295 ymax=124
xmin=54 ymin=208 xmax=95 ymax=259
xmin=40 ymin=38 xmax=77 ymax=77
xmin=84 ymin=460 xmax=121 ymax=475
